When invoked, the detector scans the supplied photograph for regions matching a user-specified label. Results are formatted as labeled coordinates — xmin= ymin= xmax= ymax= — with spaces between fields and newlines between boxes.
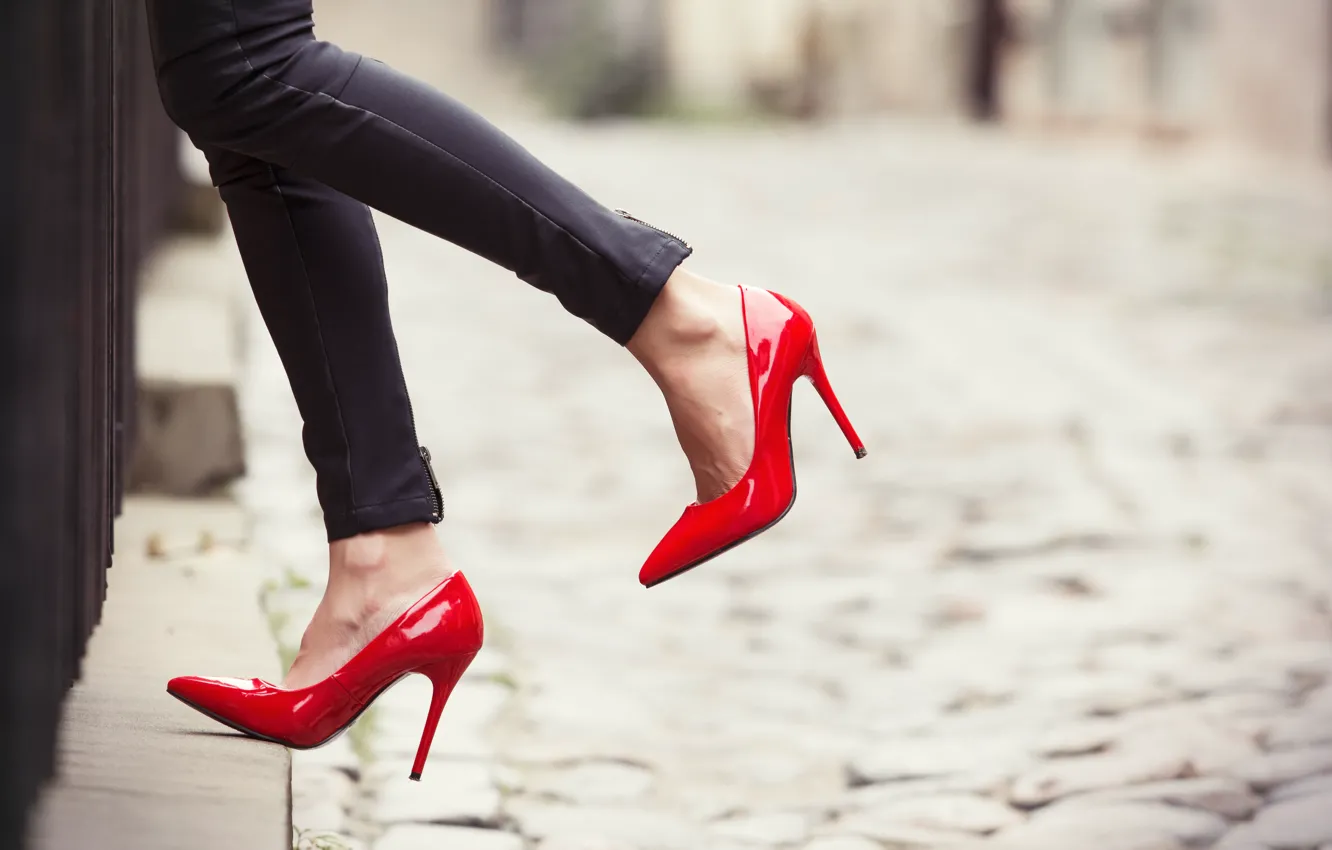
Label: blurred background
xmin=4 ymin=1 xmax=1332 ymax=849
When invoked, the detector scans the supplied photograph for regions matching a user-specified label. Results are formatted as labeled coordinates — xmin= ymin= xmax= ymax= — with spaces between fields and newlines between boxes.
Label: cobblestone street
xmin=240 ymin=109 xmax=1332 ymax=849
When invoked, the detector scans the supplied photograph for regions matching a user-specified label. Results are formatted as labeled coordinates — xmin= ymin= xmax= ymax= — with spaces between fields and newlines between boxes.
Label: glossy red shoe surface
xmin=638 ymin=287 xmax=865 ymax=588
xmin=169 ymin=571 xmax=483 ymax=776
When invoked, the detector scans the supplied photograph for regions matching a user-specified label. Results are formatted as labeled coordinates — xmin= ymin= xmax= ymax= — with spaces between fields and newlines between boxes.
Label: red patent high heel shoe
xmin=168 ymin=571 xmax=483 ymax=781
xmin=639 ymin=286 xmax=866 ymax=588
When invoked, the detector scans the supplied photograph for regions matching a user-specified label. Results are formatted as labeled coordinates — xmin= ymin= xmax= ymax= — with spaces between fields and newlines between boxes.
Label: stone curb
xmin=28 ymin=496 xmax=291 ymax=850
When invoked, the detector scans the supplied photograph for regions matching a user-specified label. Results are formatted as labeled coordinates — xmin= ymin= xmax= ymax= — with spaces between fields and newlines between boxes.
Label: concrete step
xmin=128 ymin=217 xmax=248 ymax=497
xmin=27 ymin=497 xmax=290 ymax=850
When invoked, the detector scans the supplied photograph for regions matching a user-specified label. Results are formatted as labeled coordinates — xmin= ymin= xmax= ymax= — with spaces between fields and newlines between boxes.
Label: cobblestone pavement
xmin=238 ymin=105 xmax=1332 ymax=849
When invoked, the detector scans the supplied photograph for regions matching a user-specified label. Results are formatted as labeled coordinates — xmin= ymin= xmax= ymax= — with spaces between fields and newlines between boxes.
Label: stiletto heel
xmin=639 ymin=286 xmax=867 ymax=587
xmin=168 ymin=572 xmax=484 ymax=765
xmin=804 ymin=335 xmax=867 ymax=459
xmin=410 ymin=655 xmax=474 ymax=781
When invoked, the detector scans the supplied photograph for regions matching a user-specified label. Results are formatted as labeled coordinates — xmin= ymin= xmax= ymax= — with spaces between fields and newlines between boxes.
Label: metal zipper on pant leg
xmin=614 ymin=209 xmax=691 ymax=249
xmin=419 ymin=445 xmax=443 ymax=522
xmin=401 ymin=371 xmax=442 ymax=523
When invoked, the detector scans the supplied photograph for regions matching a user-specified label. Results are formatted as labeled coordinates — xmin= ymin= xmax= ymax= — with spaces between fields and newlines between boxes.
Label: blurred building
xmin=494 ymin=0 xmax=1332 ymax=164
xmin=996 ymin=0 xmax=1330 ymax=161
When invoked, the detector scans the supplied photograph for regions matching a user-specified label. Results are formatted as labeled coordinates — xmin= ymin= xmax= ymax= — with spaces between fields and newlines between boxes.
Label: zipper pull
xmin=419 ymin=446 xmax=443 ymax=522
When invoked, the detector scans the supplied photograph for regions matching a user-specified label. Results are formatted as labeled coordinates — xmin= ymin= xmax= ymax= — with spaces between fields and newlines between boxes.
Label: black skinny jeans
xmin=144 ymin=0 xmax=691 ymax=540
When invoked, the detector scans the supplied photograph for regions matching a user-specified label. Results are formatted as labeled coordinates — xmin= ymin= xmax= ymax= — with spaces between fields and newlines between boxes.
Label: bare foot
xmin=283 ymin=523 xmax=452 ymax=690
xmin=628 ymin=268 xmax=755 ymax=503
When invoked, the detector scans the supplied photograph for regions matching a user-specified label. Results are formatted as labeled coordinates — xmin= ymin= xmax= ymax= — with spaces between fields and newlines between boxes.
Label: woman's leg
xmin=148 ymin=2 xmax=756 ymax=674
xmin=205 ymin=146 xmax=434 ymax=537
xmin=202 ymin=144 xmax=454 ymax=688
xmin=146 ymin=0 xmax=690 ymax=344
xmin=146 ymin=0 xmax=755 ymax=506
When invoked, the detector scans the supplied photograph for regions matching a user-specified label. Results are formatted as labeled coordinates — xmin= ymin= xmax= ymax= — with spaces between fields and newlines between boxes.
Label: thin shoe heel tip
xmin=409 ymin=771 xmax=422 ymax=782
xmin=855 ymin=447 xmax=868 ymax=459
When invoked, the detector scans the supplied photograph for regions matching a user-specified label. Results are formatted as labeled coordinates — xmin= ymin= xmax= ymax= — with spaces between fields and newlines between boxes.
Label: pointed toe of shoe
xmin=166 ymin=674 xmax=202 ymax=698
xmin=638 ymin=550 xmax=674 ymax=588
xmin=167 ymin=674 xmax=298 ymax=741
xmin=638 ymin=534 xmax=729 ymax=588
xmin=168 ymin=674 xmax=272 ymax=705
xmin=639 ymin=509 xmax=695 ymax=587
xmin=640 ymin=490 xmax=780 ymax=587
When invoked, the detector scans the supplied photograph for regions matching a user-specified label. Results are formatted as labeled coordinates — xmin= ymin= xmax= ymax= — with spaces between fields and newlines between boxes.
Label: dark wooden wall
xmin=0 ymin=0 xmax=181 ymax=846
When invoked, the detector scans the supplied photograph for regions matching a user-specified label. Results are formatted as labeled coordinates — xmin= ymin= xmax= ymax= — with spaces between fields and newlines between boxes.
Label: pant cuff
xmin=613 ymin=236 xmax=693 ymax=346
xmin=324 ymin=495 xmax=438 ymax=541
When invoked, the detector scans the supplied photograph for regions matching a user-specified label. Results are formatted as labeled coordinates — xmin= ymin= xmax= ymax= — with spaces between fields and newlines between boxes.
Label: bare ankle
xmin=629 ymin=268 xmax=738 ymax=377
xmin=328 ymin=524 xmax=450 ymax=591
xmin=330 ymin=530 xmax=393 ymax=575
